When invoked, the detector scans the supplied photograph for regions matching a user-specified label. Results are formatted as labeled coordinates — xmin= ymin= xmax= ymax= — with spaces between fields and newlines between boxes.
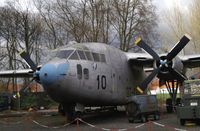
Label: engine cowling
xmin=153 ymin=55 xmax=185 ymax=81
xmin=172 ymin=57 xmax=184 ymax=74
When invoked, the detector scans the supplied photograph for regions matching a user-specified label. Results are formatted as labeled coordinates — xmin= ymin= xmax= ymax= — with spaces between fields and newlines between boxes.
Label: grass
xmin=151 ymin=93 xmax=181 ymax=104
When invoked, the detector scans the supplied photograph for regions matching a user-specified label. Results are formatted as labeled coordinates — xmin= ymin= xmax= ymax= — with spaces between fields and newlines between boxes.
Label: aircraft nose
xmin=39 ymin=62 xmax=69 ymax=86
xmin=40 ymin=64 xmax=56 ymax=85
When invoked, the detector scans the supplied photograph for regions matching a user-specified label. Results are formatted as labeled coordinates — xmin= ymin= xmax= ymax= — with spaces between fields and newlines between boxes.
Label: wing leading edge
xmin=0 ymin=69 xmax=33 ymax=78
xmin=125 ymin=53 xmax=154 ymax=67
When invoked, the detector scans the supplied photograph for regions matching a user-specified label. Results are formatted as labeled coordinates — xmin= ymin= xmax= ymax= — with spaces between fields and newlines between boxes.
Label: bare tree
xmin=162 ymin=1 xmax=199 ymax=55
xmin=35 ymin=0 xmax=64 ymax=49
xmin=35 ymin=0 xmax=157 ymax=50
xmin=110 ymin=0 xmax=157 ymax=51
xmin=163 ymin=1 xmax=188 ymax=45
xmin=0 ymin=7 xmax=20 ymax=92
xmin=189 ymin=0 xmax=200 ymax=53
xmin=53 ymin=0 xmax=112 ymax=43
xmin=0 ymin=4 xmax=43 ymax=93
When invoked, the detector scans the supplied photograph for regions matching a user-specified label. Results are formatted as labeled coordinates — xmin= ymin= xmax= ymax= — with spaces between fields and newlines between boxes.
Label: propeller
xmin=135 ymin=34 xmax=191 ymax=94
xmin=14 ymin=50 xmax=41 ymax=97
xmin=19 ymin=50 xmax=37 ymax=71
xmin=166 ymin=34 xmax=191 ymax=61
xmin=19 ymin=49 xmax=41 ymax=83
xmin=135 ymin=37 xmax=160 ymax=61
xmin=13 ymin=78 xmax=35 ymax=98
xmin=19 ymin=78 xmax=35 ymax=93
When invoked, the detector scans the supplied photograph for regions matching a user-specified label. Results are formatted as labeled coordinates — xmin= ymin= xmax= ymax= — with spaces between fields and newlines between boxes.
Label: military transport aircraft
xmin=0 ymin=34 xmax=200 ymax=121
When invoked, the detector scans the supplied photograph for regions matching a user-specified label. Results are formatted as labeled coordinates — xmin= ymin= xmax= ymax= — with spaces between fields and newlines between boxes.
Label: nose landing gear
xmin=58 ymin=104 xmax=76 ymax=122
xmin=58 ymin=103 xmax=84 ymax=122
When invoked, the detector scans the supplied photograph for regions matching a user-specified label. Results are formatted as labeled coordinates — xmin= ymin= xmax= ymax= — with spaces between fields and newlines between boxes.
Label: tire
xmin=58 ymin=104 xmax=65 ymax=116
xmin=166 ymin=98 xmax=173 ymax=113
xmin=176 ymin=98 xmax=181 ymax=106
xmin=63 ymin=105 xmax=76 ymax=122
xmin=196 ymin=119 xmax=200 ymax=125
xmin=141 ymin=115 xmax=146 ymax=123
xmin=126 ymin=102 xmax=138 ymax=117
xmin=180 ymin=119 xmax=185 ymax=126
xmin=128 ymin=117 xmax=134 ymax=123
xmin=75 ymin=111 xmax=82 ymax=118
xmin=154 ymin=113 xmax=160 ymax=120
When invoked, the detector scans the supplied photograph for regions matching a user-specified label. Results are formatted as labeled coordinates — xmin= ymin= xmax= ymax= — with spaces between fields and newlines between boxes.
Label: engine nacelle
xmin=154 ymin=55 xmax=185 ymax=80
xmin=172 ymin=57 xmax=184 ymax=73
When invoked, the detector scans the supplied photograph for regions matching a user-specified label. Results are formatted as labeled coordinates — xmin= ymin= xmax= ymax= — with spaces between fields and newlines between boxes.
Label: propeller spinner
xmin=135 ymin=34 xmax=191 ymax=94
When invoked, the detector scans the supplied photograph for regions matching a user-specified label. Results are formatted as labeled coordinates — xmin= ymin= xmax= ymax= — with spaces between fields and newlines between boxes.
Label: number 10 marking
xmin=97 ymin=75 xmax=106 ymax=89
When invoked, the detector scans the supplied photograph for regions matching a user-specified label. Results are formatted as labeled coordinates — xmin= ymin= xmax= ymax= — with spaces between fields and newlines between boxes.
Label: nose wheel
xmin=58 ymin=104 xmax=65 ymax=116
xmin=58 ymin=104 xmax=76 ymax=122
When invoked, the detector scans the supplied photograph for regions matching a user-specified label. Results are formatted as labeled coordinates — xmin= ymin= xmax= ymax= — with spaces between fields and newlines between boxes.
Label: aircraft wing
xmin=125 ymin=53 xmax=154 ymax=67
xmin=0 ymin=69 xmax=33 ymax=78
xmin=126 ymin=53 xmax=200 ymax=68
xmin=180 ymin=55 xmax=200 ymax=68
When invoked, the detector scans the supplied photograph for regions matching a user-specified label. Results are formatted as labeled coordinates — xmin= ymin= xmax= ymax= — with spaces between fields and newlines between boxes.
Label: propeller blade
xmin=168 ymin=68 xmax=187 ymax=81
xmin=13 ymin=78 xmax=34 ymax=98
xmin=137 ymin=68 xmax=160 ymax=94
xmin=159 ymin=79 xmax=166 ymax=87
xmin=19 ymin=78 xmax=35 ymax=93
xmin=19 ymin=50 xmax=37 ymax=71
xmin=135 ymin=37 xmax=160 ymax=61
xmin=167 ymin=34 xmax=191 ymax=61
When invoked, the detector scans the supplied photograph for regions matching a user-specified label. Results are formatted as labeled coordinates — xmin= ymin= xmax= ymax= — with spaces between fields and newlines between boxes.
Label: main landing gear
xmin=164 ymin=80 xmax=182 ymax=113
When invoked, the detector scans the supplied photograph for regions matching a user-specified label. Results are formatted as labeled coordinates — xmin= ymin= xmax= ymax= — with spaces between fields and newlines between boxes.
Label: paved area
xmin=0 ymin=110 xmax=199 ymax=131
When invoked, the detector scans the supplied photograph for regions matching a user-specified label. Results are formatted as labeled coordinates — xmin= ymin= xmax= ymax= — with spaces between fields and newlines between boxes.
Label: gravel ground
xmin=0 ymin=110 xmax=199 ymax=131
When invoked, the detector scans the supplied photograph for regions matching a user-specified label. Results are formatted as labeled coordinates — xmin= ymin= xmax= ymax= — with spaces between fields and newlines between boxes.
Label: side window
xmin=92 ymin=53 xmax=100 ymax=62
xmin=85 ymin=51 xmax=93 ymax=61
xmin=100 ymin=54 xmax=106 ymax=63
xmin=77 ymin=50 xmax=86 ymax=60
xmin=77 ymin=64 xmax=82 ymax=79
xmin=69 ymin=51 xmax=79 ymax=60
xmin=83 ymin=68 xmax=89 ymax=79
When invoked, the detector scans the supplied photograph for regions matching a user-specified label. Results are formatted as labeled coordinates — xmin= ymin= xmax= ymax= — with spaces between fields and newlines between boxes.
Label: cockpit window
xmin=56 ymin=50 xmax=73 ymax=59
xmin=92 ymin=53 xmax=100 ymax=62
xmin=85 ymin=51 xmax=93 ymax=61
xmin=69 ymin=51 xmax=79 ymax=60
xmin=77 ymin=50 xmax=87 ymax=60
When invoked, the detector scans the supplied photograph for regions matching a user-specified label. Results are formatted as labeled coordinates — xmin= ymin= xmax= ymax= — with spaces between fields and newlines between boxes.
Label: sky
xmin=0 ymin=0 xmax=191 ymax=11
xmin=0 ymin=0 xmax=37 ymax=12
xmin=154 ymin=0 xmax=190 ymax=11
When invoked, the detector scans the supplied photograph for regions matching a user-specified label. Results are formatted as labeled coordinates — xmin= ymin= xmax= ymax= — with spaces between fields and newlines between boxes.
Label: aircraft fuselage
xmin=39 ymin=43 xmax=146 ymax=106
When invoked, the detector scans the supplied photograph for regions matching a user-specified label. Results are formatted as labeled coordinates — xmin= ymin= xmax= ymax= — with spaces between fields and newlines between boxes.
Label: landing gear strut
xmin=58 ymin=104 xmax=76 ymax=122
xmin=58 ymin=104 xmax=65 ymax=116
xmin=164 ymin=80 xmax=183 ymax=113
